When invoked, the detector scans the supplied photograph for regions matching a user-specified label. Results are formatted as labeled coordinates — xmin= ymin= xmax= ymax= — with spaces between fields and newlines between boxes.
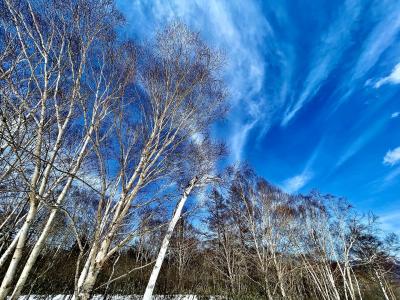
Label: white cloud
xmin=119 ymin=0 xmax=272 ymax=162
xmin=379 ymin=210 xmax=400 ymax=234
xmin=282 ymin=173 xmax=312 ymax=194
xmin=119 ymin=0 xmax=400 ymax=163
xmin=391 ymin=112 xmax=400 ymax=118
xmin=333 ymin=1 xmax=400 ymax=109
xmin=353 ymin=4 xmax=400 ymax=81
xmin=281 ymin=143 xmax=321 ymax=194
xmin=383 ymin=147 xmax=400 ymax=166
xmin=281 ymin=0 xmax=362 ymax=126
xmin=374 ymin=63 xmax=400 ymax=88
xmin=230 ymin=120 xmax=257 ymax=163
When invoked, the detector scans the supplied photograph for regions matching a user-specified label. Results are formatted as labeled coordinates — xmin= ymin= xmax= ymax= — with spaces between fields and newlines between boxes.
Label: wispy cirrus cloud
xmin=281 ymin=0 xmax=361 ymax=126
xmin=280 ymin=141 xmax=322 ymax=193
xmin=336 ymin=118 xmax=387 ymax=168
xmin=117 ymin=0 xmax=400 ymax=217
xmin=333 ymin=1 xmax=400 ymax=110
xmin=353 ymin=3 xmax=400 ymax=81
xmin=383 ymin=147 xmax=400 ymax=166
xmin=117 ymin=0 xmax=272 ymax=162
xmin=383 ymin=166 xmax=400 ymax=185
xmin=271 ymin=0 xmax=400 ymax=129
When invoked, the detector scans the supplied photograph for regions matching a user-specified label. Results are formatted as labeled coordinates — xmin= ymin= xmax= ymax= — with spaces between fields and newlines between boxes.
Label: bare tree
xmin=204 ymin=186 xmax=247 ymax=297
xmin=143 ymin=137 xmax=225 ymax=299
xmin=169 ymin=214 xmax=201 ymax=292
xmin=75 ymin=23 xmax=226 ymax=300
xmin=0 ymin=1 xmax=398 ymax=299
xmin=0 ymin=0 xmax=126 ymax=298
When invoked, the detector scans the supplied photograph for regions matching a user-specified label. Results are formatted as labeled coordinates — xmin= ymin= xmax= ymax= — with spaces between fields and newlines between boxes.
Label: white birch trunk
xmin=75 ymin=174 xmax=146 ymax=299
xmin=0 ymin=203 xmax=38 ymax=300
xmin=9 ymin=128 xmax=95 ymax=300
xmin=76 ymin=245 xmax=98 ymax=296
xmin=375 ymin=270 xmax=390 ymax=300
xmin=10 ymin=194 xmax=68 ymax=300
xmin=142 ymin=177 xmax=197 ymax=300
xmin=77 ymin=263 xmax=102 ymax=300
xmin=0 ymin=79 xmax=47 ymax=300
xmin=0 ymin=231 xmax=20 ymax=268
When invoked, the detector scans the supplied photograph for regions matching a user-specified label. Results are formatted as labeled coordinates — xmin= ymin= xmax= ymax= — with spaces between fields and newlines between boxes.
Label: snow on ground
xmin=18 ymin=295 xmax=224 ymax=300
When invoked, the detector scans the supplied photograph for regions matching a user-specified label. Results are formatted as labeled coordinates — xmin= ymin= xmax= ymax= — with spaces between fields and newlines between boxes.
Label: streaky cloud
xmin=383 ymin=166 xmax=400 ymax=185
xmin=281 ymin=0 xmax=361 ymax=126
xmin=353 ymin=3 xmax=400 ymax=81
xmin=333 ymin=1 xmax=400 ymax=109
xmin=336 ymin=118 xmax=387 ymax=168
xmin=118 ymin=0 xmax=271 ymax=162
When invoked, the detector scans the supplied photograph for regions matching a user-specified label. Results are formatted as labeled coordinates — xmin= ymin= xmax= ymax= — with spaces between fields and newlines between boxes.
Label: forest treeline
xmin=0 ymin=0 xmax=399 ymax=299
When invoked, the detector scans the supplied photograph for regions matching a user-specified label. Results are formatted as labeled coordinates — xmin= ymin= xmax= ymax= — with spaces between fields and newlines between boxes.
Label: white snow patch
xmin=17 ymin=295 xmax=225 ymax=300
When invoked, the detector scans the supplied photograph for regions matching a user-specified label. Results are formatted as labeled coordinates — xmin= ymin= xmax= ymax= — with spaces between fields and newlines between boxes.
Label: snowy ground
xmin=18 ymin=295 xmax=223 ymax=300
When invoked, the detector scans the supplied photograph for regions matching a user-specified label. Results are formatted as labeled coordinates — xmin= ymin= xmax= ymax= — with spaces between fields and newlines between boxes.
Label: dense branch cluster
xmin=202 ymin=167 xmax=399 ymax=299
xmin=0 ymin=0 xmax=398 ymax=299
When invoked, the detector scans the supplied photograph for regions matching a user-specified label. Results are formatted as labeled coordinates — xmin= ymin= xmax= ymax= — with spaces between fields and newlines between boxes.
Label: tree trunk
xmin=0 ymin=231 xmax=20 ymax=269
xmin=0 ymin=201 xmax=37 ymax=300
xmin=9 ymin=203 xmax=63 ymax=299
xmin=9 ymin=128 xmax=94 ymax=300
xmin=77 ymin=266 xmax=101 ymax=300
xmin=375 ymin=270 xmax=390 ymax=300
xmin=143 ymin=177 xmax=197 ymax=300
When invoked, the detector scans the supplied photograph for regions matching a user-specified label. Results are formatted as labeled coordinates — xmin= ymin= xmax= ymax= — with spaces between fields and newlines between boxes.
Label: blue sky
xmin=117 ymin=0 xmax=400 ymax=233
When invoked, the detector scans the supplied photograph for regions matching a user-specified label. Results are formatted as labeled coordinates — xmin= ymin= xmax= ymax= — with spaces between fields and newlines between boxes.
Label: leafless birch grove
xmin=0 ymin=0 xmax=399 ymax=299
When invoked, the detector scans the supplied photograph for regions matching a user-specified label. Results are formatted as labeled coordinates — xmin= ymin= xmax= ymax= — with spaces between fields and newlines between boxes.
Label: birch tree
xmin=0 ymin=0 xmax=125 ymax=298
xmin=143 ymin=137 xmax=224 ymax=299
xmin=75 ymin=23 xmax=226 ymax=300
